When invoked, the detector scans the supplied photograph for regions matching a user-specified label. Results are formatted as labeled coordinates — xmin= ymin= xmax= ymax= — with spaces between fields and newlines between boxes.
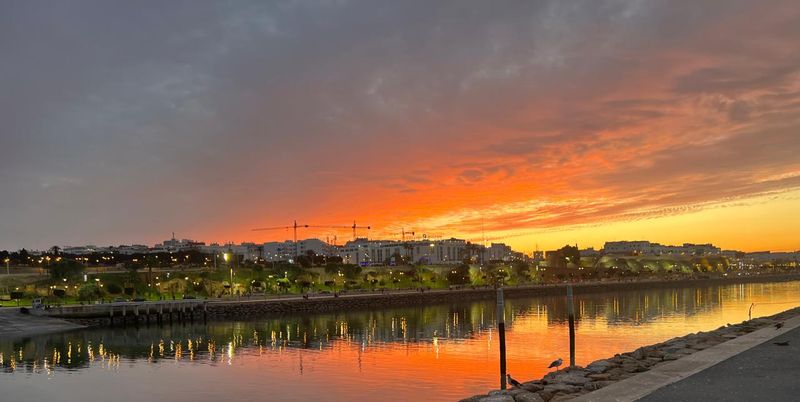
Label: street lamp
xmin=223 ymin=253 xmax=232 ymax=295
xmin=4 ymin=258 xmax=9 ymax=275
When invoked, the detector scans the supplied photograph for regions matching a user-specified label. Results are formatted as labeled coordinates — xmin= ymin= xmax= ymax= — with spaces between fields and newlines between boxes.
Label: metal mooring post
xmin=567 ymin=285 xmax=576 ymax=367
xmin=497 ymin=287 xmax=507 ymax=389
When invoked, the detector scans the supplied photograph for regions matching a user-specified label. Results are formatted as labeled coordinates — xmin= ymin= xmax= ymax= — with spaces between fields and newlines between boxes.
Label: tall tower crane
xmin=252 ymin=220 xmax=371 ymax=257
xmin=306 ymin=221 xmax=371 ymax=241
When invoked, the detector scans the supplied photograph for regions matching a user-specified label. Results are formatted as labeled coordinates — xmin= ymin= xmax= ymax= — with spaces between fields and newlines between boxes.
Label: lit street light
xmin=224 ymin=252 xmax=233 ymax=295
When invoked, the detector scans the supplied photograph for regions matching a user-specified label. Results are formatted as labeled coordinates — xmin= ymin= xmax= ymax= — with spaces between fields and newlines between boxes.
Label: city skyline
xmin=6 ymin=233 xmax=797 ymax=257
xmin=2 ymin=1 xmax=800 ymax=252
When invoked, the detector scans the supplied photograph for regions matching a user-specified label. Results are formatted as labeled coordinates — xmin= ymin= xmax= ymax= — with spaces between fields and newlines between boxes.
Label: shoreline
xmin=460 ymin=306 xmax=800 ymax=402
xmin=0 ymin=308 xmax=85 ymax=339
xmin=179 ymin=273 xmax=800 ymax=320
xmin=3 ymin=272 xmax=800 ymax=335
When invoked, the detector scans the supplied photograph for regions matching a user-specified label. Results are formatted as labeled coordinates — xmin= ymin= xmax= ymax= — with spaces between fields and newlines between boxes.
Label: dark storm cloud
xmin=1 ymin=0 xmax=799 ymax=249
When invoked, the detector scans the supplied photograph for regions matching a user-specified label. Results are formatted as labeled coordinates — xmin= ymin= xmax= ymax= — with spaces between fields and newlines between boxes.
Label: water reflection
xmin=1 ymin=281 xmax=799 ymax=401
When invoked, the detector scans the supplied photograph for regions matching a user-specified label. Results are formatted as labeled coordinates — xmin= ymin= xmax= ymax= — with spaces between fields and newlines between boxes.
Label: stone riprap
xmin=459 ymin=307 xmax=800 ymax=402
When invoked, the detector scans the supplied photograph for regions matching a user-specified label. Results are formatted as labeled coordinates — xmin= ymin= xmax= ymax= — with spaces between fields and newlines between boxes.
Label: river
xmin=2 ymin=280 xmax=799 ymax=401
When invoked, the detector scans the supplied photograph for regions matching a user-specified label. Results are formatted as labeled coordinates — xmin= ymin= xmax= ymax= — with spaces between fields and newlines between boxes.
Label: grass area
xmin=2 ymin=258 xmax=779 ymax=308
xmin=0 ymin=264 xmax=474 ymax=307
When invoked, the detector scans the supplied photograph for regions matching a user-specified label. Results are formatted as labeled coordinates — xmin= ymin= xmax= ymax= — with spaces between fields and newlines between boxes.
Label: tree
xmin=296 ymin=254 xmax=312 ymax=268
xmin=124 ymin=261 xmax=143 ymax=284
xmin=511 ymin=260 xmax=530 ymax=282
xmin=340 ymin=264 xmax=362 ymax=280
xmin=77 ymin=283 xmax=102 ymax=301
xmin=276 ymin=264 xmax=308 ymax=282
xmin=18 ymin=249 xmax=30 ymax=265
xmin=106 ymin=283 xmax=123 ymax=295
xmin=276 ymin=278 xmax=291 ymax=293
xmin=559 ymin=245 xmax=581 ymax=266
xmin=446 ymin=264 xmax=471 ymax=285
xmin=484 ymin=264 xmax=508 ymax=287
xmin=47 ymin=260 xmax=84 ymax=280
xmin=164 ymin=280 xmax=182 ymax=299
xmin=324 ymin=262 xmax=342 ymax=275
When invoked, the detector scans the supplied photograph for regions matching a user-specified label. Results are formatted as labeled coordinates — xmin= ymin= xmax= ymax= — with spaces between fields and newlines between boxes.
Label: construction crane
xmin=384 ymin=228 xmax=415 ymax=241
xmin=306 ymin=221 xmax=371 ymax=241
xmin=252 ymin=220 xmax=308 ymax=247
xmin=252 ymin=220 xmax=371 ymax=256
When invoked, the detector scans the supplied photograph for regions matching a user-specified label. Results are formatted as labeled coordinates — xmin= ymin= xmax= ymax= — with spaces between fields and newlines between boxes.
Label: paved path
xmin=575 ymin=314 xmax=800 ymax=402
xmin=0 ymin=308 xmax=84 ymax=339
xmin=638 ymin=324 xmax=800 ymax=402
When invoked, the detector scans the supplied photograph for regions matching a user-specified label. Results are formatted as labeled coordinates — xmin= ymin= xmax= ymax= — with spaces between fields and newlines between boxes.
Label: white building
xmin=603 ymin=241 xmax=653 ymax=255
xmin=487 ymin=243 xmax=513 ymax=261
xmin=111 ymin=244 xmax=150 ymax=255
xmin=262 ymin=238 xmax=336 ymax=261
xmin=604 ymin=241 xmax=721 ymax=256
xmin=580 ymin=247 xmax=601 ymax=257
xmin=336 ymin=238 xmax=469 ymax=266
xmin=200 ymin=242 xmax=262 ymax=262
xmin=62 ymin=245 xmax=103 ymax=255
xmin=743 ymin=251 xmax=800 ymax=263
xmin=156 ymin=237 xmax=205 ymax=253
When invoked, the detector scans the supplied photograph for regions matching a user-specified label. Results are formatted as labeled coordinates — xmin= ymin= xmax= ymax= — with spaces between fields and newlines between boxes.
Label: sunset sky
xmin=1 ymin=1 xmax=799 ymax=252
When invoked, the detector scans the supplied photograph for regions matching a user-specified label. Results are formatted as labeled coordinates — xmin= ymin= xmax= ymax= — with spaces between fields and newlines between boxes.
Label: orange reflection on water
xmin=1 ymin=281 xmax=799 ymax=402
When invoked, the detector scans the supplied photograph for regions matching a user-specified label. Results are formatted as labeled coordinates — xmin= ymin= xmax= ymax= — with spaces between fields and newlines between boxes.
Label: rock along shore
xmin=459 ymin=307 xmax=800 ymax=402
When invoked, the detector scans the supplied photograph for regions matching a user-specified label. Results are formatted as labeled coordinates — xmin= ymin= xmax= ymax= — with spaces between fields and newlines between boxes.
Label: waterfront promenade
xmin=636 ymin=318 xmax=800 ymax=402
xmin=574 ymin=314 xmax=800 ymax=402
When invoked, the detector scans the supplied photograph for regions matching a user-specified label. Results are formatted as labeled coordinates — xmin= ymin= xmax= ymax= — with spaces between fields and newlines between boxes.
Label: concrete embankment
xmin=0 ymin=308 xmax=85 ymax=339
xmin=10 ymin=273 xmax=800 ymax=331
xmin=460 ymin=307 xmax=800 ymax=402
xmin=204 ymin=273 xmax=800 ymax=320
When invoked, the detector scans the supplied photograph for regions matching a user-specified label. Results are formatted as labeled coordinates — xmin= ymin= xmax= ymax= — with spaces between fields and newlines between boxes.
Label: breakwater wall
xmin=64 ymin=273 xmax=800 ymax=326
xmin=204 ymin=273 xmax=800 ymax=320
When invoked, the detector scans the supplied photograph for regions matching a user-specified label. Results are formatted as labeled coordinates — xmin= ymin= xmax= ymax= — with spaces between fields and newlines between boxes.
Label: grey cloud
xmin=673 ymin=62 xmax=800 ymax=95
xmin=2 ymin=0 xmax=800 ymax=248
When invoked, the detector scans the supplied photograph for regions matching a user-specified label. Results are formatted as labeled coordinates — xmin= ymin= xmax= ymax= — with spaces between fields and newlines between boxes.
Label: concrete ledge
xmin=0 ymin=309 xmax=86 ymax=339
xmin=573 ymin=314 xmax=800 ymax=402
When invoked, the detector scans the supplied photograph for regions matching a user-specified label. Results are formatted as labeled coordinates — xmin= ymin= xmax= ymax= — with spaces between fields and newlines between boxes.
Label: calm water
xmin=2 ymin=281 xmax=799 ymax=401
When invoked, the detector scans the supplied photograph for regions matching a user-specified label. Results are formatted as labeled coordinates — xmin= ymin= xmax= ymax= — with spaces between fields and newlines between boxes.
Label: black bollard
xmin=497 ymin=287 xmax=507 ymax=390
xmin=567 ymin=285 xmax=576 ymax=368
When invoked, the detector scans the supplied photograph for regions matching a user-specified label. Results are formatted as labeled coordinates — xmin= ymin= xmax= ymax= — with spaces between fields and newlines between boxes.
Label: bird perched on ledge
xmin=775 ymin=322 xmax=784 ymax=330
xmin=548 ymin=357 xmax=563 ymax=371
xmin=507 ymin=374 xmax=523 ymax=388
